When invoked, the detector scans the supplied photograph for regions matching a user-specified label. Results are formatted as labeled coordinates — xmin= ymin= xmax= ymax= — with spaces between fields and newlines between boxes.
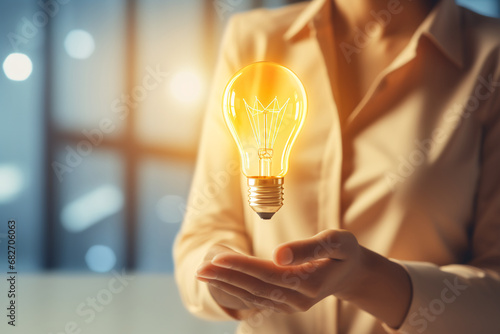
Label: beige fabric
xmin=173 ymin=0 xmax=500 ymax=333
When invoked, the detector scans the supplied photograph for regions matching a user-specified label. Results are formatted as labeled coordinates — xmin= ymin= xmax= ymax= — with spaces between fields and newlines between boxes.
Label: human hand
xmin=196 ymin=230 xmax=367 ymax=314
xmin=197 ymin=244 xmax=257 ymax=319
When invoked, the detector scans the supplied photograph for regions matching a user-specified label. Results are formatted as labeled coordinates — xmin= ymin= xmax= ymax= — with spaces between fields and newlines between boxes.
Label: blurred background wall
xmin=0 ymin=0 xmax=499 ymax=275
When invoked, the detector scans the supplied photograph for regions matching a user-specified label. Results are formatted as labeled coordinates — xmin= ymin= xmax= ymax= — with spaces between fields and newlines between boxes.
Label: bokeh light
xmin=0 ymin=164 xmax=24 ymax=203
xmin=169 ymin=70 xmax=203 ymax=104
xmin=85 ymin=245 xmax=117 ymax=272
xmin=2 ymin=53 xmax=33 ymax=81
xmin=64 ymin=29 xmax=95 ymax=59
xmin=61 ymin=185 xmax=124 ymax=233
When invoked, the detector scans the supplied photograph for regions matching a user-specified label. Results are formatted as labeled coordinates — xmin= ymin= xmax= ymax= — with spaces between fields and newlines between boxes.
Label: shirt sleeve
xmin=383 ymin=78 xmax=500 ymax=334
xmin=172 ymin=16 xmax=253 ymax=321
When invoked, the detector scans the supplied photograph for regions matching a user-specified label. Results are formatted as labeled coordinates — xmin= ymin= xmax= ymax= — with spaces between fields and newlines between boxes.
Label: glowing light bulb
xmin=222 ymin=62 xmax=307 ymax=220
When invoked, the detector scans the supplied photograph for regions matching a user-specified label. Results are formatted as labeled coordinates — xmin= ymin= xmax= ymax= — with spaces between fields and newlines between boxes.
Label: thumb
xmin=273 ymin=230 xmax=355 ymax=266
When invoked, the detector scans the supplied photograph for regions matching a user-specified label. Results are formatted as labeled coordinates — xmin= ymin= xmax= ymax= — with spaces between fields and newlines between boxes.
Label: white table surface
xmin=0 ymin=273 xmax=238 ymax=334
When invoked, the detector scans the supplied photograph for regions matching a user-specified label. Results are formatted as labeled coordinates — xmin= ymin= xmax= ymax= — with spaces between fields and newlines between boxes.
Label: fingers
xmin=205 ymin=279 xmax=295 ymax=314
xmin=210 ymin=253 xmax=311 ymax=290
xmin=197 ymin=245 xmax=313 ymax=313
xmin=199 ymin=267 xmax=313 ymax=314
xmin=273 ymin=229 xmax=357 ymax=266
xmin=207 ymin=245 xmax=336 ymax=292
xmin=211 ymin=253 xmax=285 ymax=284
xmin=196 ymin=249 xmax=338 ymax=311
xmin=198 ymin=264 xmax=301 ymax=302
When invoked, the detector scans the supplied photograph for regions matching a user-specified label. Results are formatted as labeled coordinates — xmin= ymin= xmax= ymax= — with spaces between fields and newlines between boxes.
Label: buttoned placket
xmin=309 ymin=3 xmax=427 ymax=333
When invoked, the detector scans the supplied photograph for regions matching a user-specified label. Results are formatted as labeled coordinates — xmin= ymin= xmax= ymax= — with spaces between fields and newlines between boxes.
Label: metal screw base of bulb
xmin=247 ymin=177 xmax=284 ymax=220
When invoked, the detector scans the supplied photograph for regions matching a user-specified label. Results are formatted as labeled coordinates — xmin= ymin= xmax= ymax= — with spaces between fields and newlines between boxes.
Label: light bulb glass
xmin=222 ymin=62 xmax=307 ymax=219
xmin=223 ymin=62 xmax=307 ymax=177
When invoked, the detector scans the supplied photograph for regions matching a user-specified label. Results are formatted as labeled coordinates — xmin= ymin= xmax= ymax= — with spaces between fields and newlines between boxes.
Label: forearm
xmin=339 ymin=247 xmax=412 ymax=329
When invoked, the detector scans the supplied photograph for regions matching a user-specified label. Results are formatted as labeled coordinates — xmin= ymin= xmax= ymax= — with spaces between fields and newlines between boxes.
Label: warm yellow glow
xmin=222 ymin=62 xmax=307 ymax=178
xmin=170 ymin=70 xmax=203 ymax=104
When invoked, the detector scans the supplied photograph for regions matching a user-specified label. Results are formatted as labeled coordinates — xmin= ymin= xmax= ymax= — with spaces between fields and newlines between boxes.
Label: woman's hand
xmin=196 ymin=229 xmax=412 ymax=328
xmin=197 ymin=244 xmax=257 ymax=319
xmin=197 ymin=230 xmax=365 ymax=314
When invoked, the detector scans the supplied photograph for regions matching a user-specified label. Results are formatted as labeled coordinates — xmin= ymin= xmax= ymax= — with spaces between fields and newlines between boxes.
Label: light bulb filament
xmin=243 ymin=96 xmax=290 ymax=176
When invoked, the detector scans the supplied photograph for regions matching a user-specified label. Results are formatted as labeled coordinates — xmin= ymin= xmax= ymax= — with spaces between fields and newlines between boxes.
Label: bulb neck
xmin=247 ymin=177 xmax=284 ymax=220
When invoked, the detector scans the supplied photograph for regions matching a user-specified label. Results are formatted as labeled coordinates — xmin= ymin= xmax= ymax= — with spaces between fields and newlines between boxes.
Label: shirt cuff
xmin=380 ymin=260 xmax=465 ymax=334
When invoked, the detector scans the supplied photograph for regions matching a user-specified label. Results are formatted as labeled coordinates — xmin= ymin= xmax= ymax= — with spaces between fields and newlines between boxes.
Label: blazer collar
xmin=284 ymin=0 xmax=329 ymax=40
xmin=284 ymin=0 xmax=464 ymax=68
xmin=424 ymin=0 xmax=464 ymax=68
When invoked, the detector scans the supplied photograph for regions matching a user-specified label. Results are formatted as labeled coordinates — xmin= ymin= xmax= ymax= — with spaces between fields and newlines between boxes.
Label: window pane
xmin=135 ymin=0 xmax=215 ymax=151
xmin=137 ymin=157 xmax=194 ymax=272
xmin=457 ymin=0 xmax=500 ymax=17
xmin=52 ymin=0 xmax=127 ymax=137
xmin=265 ymin=0 xmax=291 ymax=8
xmin=0 ymin=0 xmax=45 ymax=272
xmin=54 ymin=147 xmax=126 ymax=271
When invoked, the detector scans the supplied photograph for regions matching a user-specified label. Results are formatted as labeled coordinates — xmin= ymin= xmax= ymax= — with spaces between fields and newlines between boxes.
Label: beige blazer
xmin=174 ymin=0 xmax=500 ymax=332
